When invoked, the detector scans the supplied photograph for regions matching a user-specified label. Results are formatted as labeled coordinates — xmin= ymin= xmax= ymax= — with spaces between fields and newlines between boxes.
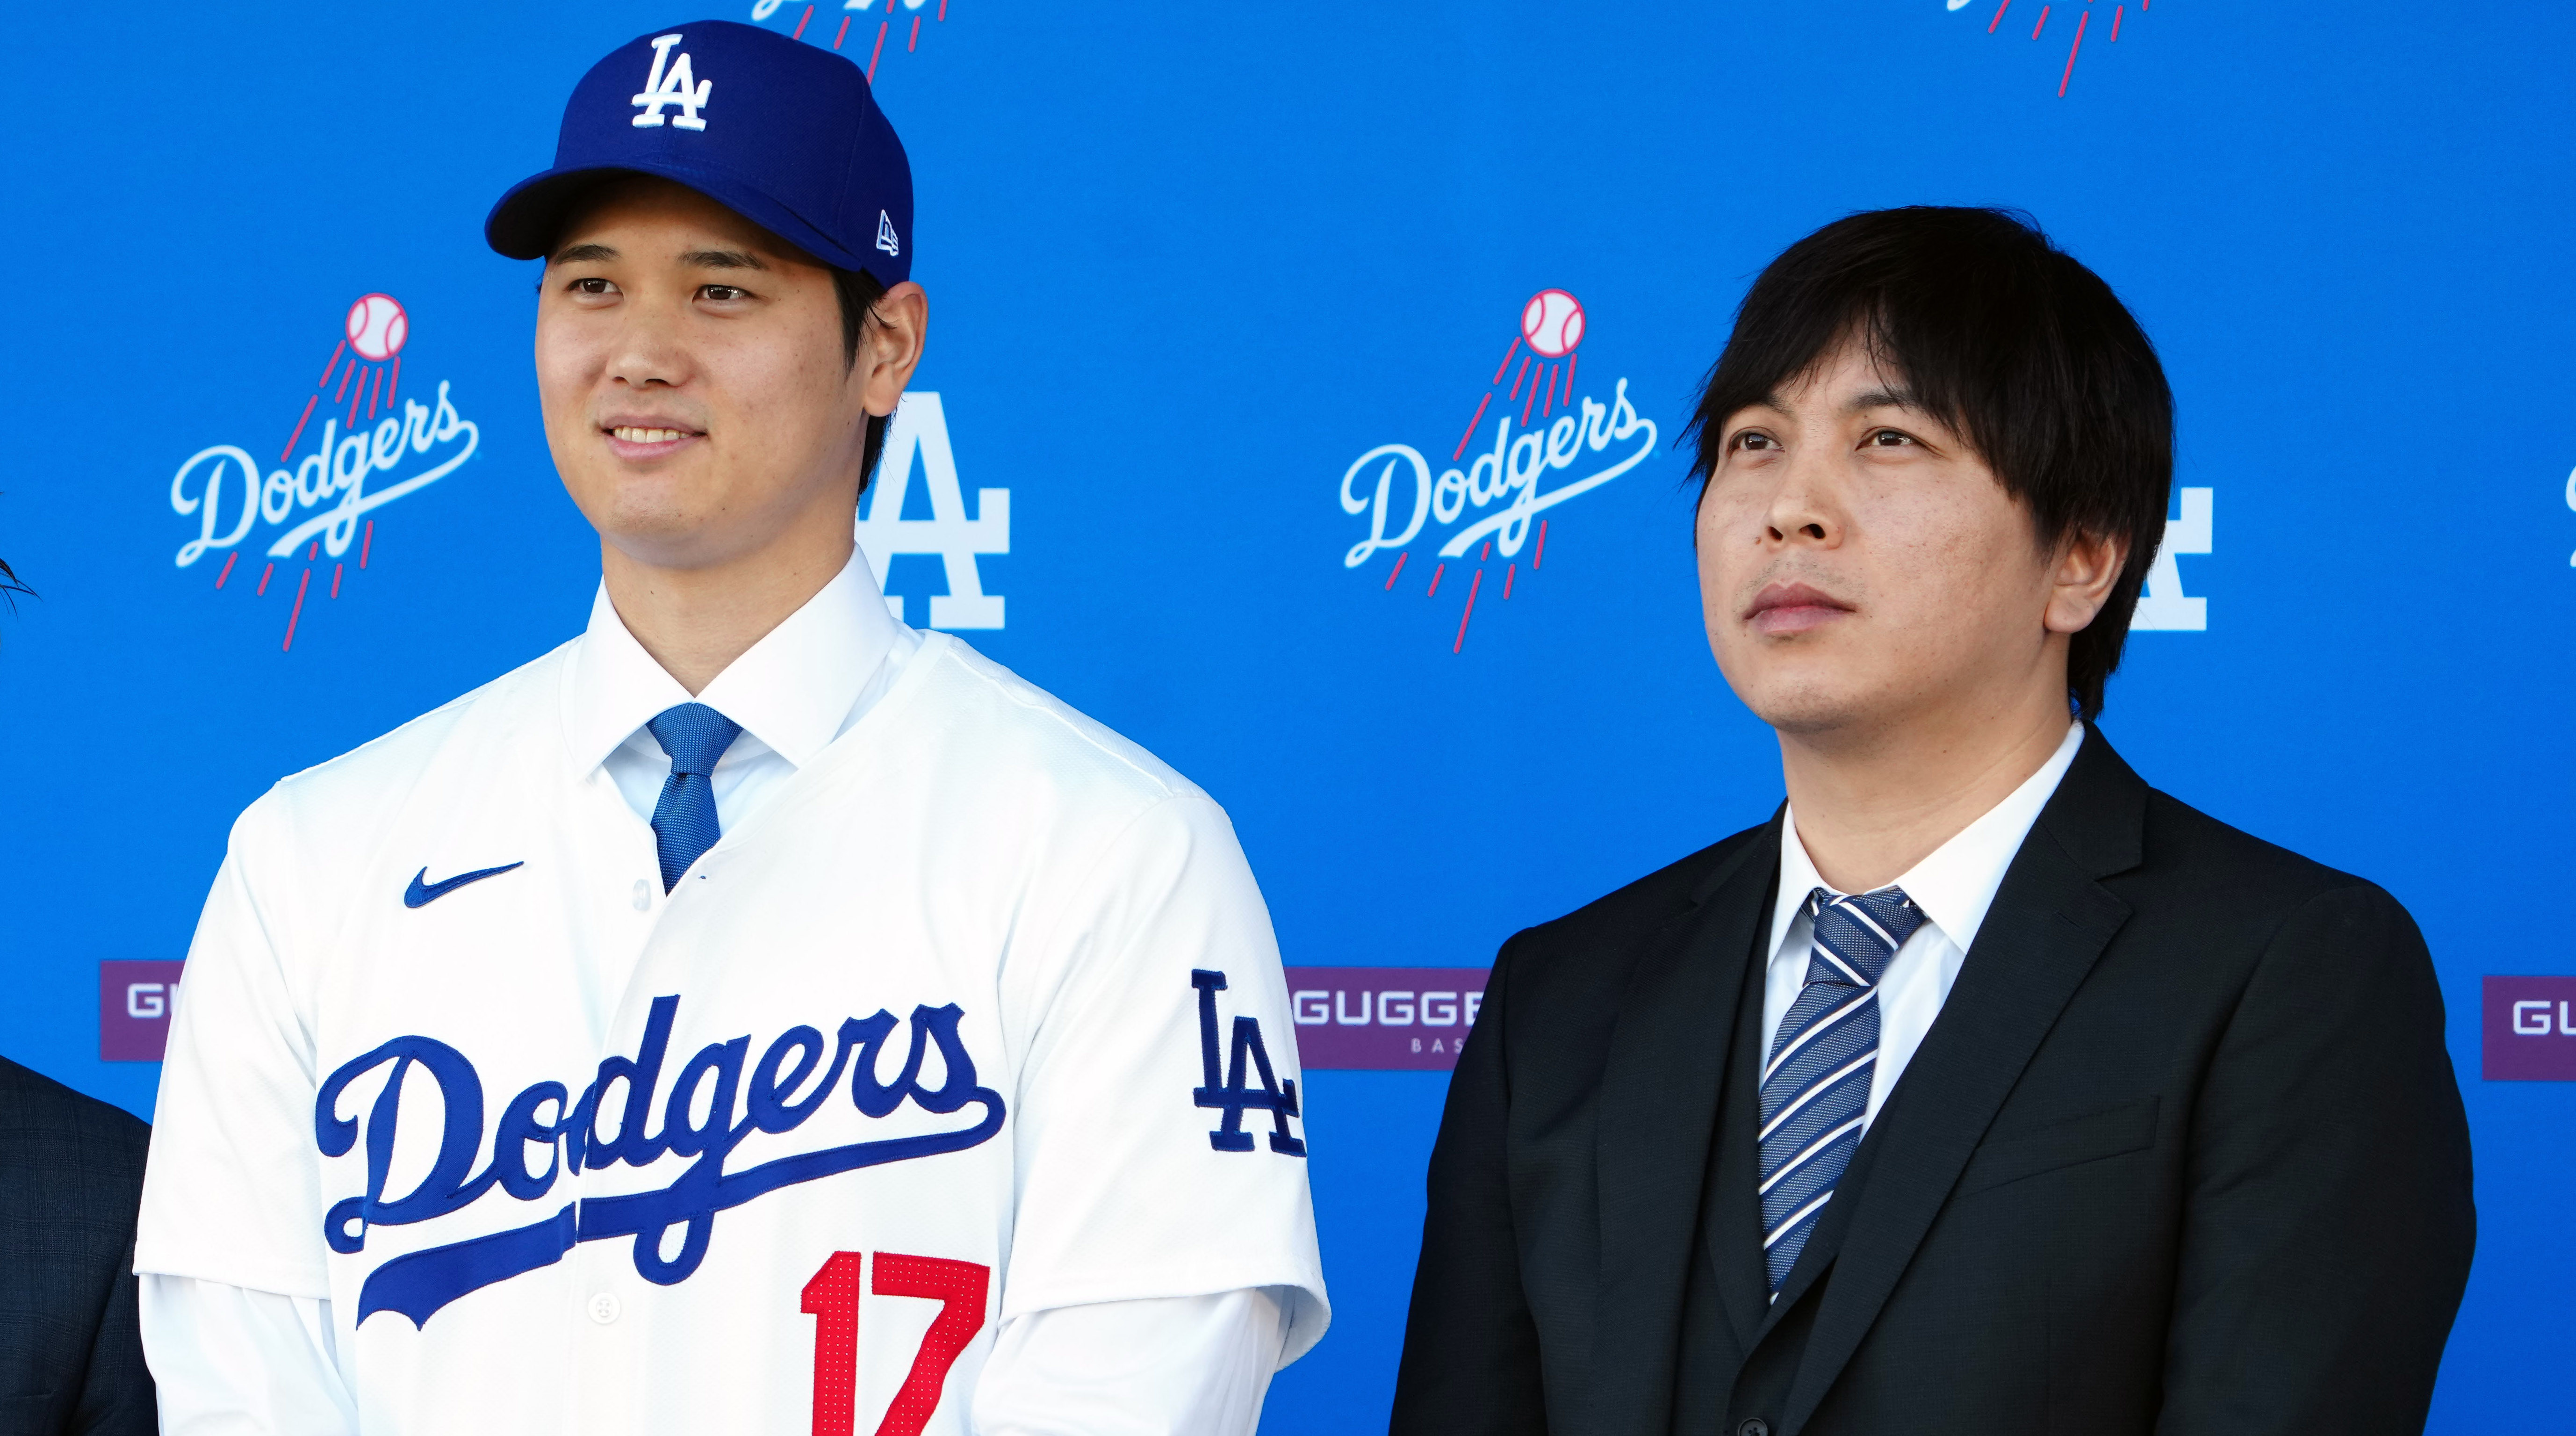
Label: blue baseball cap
xmin=485 ymin=20 xmax=912 ymax=286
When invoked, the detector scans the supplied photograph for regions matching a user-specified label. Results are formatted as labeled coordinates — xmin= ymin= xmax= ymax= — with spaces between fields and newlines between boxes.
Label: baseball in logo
xmin=752 ymin=0 xmax=952 ymax=82
xmin=166 ymin=292 xmax=480 ymax=652
xmin=1337 ymin=289 xmax=1657 ymax=653
xmin=1953 ymin=0 xmax=2154 ymax=96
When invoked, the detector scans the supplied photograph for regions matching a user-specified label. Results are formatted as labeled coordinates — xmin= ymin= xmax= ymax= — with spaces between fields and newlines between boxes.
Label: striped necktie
xmin=1758 ymin=886 xmax=1925 ymax=1294
xmin=646 ymin=702 xmax=743 ymax=892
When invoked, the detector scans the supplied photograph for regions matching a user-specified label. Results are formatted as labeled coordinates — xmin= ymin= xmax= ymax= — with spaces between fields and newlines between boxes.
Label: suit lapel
xmin=1773 ymin=731 xmax=2147 ymax=1436
xmin=1711 ymin=939 xmax=1777 ymax=1351
xmin=1590 ymin=817 xmax=1780 ymax=1436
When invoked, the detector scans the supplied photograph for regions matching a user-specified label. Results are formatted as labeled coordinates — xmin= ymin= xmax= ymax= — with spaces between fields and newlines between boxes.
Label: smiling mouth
xmin=608 ymin=426 xmax=696 ymax=444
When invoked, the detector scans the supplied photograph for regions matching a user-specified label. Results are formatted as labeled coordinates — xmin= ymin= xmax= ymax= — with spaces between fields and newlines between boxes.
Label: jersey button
xmin=630 ymin=879 xmax=653 ymax=911
xmin=588 ymin=1292 xmax=620 ymax=1325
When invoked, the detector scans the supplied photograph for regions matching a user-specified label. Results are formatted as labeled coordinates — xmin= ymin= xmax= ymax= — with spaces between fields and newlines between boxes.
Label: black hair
xmin=1681 ymin=206 xmax=2172 ymax=720
xmin=832 ymin=264 xmax=894 ymax=497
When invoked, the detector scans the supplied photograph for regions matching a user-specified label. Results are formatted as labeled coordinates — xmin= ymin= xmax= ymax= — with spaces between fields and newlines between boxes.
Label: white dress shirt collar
xmin=563 ymin=550 xmax=902 ymax=778
xmin=1769 ymin=721 xmax=2087 ymax=963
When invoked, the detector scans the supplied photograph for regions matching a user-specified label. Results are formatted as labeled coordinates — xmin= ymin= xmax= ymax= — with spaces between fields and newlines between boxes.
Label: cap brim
xmin=484 ymin=160 xmax=898 ymax=285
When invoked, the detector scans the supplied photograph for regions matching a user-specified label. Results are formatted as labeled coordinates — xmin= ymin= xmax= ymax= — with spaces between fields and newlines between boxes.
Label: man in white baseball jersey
xmin=135 ymin=21 xmax=1326 ymax=1435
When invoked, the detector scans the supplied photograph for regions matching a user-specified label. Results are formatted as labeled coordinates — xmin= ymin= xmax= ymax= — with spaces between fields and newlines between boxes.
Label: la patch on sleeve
xmin=1189 ymin=970 xmax=1305 ymax=1157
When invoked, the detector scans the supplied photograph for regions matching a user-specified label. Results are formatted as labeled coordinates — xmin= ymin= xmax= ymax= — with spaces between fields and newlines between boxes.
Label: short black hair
xmin=1682 ymin=206 xmax=2173 ymax=720
xmin=832 ymin=263 xmax=894 ymax=496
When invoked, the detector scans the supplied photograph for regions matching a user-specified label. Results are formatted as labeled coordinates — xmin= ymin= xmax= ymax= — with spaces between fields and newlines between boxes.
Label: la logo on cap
xmin=632 ymin=33 xmax=712 ymax=131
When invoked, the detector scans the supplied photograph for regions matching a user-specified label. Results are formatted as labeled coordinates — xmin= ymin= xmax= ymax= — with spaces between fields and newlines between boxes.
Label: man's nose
xmin=606 ymin=306 xmax=692 ymax=390
xmin=1762 ymin=454 xmax=1842 ymax=548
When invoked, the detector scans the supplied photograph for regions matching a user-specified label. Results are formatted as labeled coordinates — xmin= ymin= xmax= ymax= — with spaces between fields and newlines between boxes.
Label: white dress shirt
xmin=1763 ymin=722 xmax=2086 ymax=1128
xmin=140 ymin=551 xmax=1295 ymax=1436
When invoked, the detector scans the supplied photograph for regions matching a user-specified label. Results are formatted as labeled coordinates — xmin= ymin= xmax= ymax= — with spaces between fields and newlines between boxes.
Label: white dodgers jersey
xmin=137 ymin=632 xmax=1327 ymax=1436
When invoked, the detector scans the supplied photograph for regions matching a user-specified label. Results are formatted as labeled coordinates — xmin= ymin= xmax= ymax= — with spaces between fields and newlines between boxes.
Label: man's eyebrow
xmin=550 ymin=242 xmax=618 ymax=265
xmin=678 ymin=248 xmax=769 ymax=270
xmin=1845 ymin=386 xmax=1924 ymax=413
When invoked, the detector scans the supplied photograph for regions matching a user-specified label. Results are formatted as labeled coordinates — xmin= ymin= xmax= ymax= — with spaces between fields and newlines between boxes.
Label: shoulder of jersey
xmin=909 ymin=635 xmax=1209 ymax=816
xmin=232 ymin=639 xmax=577 ymax=852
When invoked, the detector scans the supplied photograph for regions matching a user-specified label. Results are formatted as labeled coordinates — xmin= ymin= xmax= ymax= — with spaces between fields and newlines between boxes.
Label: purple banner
xmin=2483 ymin=976 xmax=2576 ymax=1081
xmin=100 ymin=960 xmax=186 ymax=1062
xmin=1286 ymin=967 xmax=1488 ymax=1071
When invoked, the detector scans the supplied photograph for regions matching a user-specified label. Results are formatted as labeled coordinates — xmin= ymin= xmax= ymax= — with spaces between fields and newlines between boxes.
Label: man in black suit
xmin=1389 ymin=207 xmax=2474 ymax=1436
xmin=0 ymin=1055 xmax=156 ymax=1435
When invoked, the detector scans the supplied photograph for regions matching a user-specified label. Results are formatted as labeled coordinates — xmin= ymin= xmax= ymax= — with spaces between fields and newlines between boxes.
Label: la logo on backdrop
xmin=166 ymin=294 xmax=480 ymax=652
xmin=859 ymin=392 xmax=1007 ymax=629
xmin=1338 ymin=289 xmax=1659 ymax=653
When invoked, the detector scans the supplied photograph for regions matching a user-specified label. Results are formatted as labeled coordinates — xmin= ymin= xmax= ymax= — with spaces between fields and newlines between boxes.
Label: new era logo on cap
xmin=486 ymin=19 xmax=913 ymax=288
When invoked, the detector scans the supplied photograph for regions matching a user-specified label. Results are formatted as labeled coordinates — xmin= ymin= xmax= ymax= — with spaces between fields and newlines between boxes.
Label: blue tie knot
xmin=1803 ymin=886 xmax=1925 ymax=989
xmin=644 ymin=703 xmax=743 ymax=892
xmin=648 ymin=702 xmax=742 ymax=777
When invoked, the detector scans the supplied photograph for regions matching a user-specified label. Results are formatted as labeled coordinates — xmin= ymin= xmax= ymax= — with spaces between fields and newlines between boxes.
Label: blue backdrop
xmin=7 ymin=1 xmax=2573 ymax=1429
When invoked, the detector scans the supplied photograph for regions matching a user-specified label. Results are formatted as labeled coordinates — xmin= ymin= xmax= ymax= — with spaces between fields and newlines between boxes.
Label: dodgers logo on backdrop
xmin=1337 ymin=289 xmax=1658 ymax=652
xmin=752 ymin=0 xmax=952 ymax=79
xmin=857 ymin=391 xmax=1007 ymax=629
xmin=1951 ymin=0 xmax=2156 ymax=96
xmin=315 ymin=994 xmax=1005 ymax=1326
xmin=166 ymin=293 xmax=479 ymax=652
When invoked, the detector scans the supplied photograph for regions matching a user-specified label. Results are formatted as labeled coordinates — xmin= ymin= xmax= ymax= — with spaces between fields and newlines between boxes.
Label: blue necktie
xmin=1759 ymin=886 xmax=1926 ymax=1293
xmin=646 ymin=702 xmax=743 ymax=892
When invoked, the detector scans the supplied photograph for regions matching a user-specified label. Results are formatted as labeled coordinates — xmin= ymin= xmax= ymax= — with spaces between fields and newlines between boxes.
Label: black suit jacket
xmin=1390 ymin=731 xmax=2474 ymax=1436
xmin=0 ymin=1057 xmax=155 ymax=1436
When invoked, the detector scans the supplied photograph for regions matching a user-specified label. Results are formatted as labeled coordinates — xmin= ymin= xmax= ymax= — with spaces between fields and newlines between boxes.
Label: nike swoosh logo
xmin=403 ymin=862 xmax=526 ymax=909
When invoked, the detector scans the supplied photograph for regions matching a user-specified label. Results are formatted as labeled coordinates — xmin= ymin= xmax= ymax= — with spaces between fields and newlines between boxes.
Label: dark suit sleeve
xmin=1389 ymin=937 xmax=1547 ymax=1436
xmin=68 ymin=1239 xmax=154 ymax=1436
xmin=2155 ymin=882 xmax=2475 ymax=1434
xmin=0 ymin=1057 xmax=157 ymax=1436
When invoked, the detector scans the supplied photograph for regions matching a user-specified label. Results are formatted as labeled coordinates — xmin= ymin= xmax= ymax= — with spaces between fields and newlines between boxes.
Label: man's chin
xmin=596 ymin=516 xmax=742 ymax=573
xmin=1734 ymin=674 xmax=1887 ymax=740
xmin=1755 ymin=705 xmax=1878 ymax=740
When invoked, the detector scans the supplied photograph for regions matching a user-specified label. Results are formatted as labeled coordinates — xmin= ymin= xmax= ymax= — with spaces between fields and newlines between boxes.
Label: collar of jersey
xmin=562 ymin=549 xmax=904 ymax=778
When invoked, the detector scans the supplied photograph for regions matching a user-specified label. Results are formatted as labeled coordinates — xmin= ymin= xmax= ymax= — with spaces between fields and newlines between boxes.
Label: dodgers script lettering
xmin=170 ymin=382 xmax=479 ymax=567
xmin=313 ymin=995 xmax=1004 ymax=1326
xmin=1340 ymin=376 xmax=1657 ymax=568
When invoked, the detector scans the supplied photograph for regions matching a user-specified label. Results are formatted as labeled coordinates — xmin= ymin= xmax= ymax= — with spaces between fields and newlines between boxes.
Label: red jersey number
xmin=801 ymin=1250 xmax=993 ymax=1436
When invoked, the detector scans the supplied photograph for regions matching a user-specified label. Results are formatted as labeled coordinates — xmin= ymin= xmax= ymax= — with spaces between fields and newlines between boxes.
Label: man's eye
xmin=1868 ymin=429 xmax=1914 ymax=447
xmin=569 ymin=277 xmax=613 ymax=295
xmin=701 ymin=285 xmax=747 ymax=302
xmin=1733 ymin=431 xmax=1777 ymax=451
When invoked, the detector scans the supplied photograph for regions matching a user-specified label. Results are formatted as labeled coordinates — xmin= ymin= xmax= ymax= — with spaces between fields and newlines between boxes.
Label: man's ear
xmin=857 ymin=281 xmax=928 ymax=419
xmin=2044 ymin=529 xmax=2127 ymax=635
